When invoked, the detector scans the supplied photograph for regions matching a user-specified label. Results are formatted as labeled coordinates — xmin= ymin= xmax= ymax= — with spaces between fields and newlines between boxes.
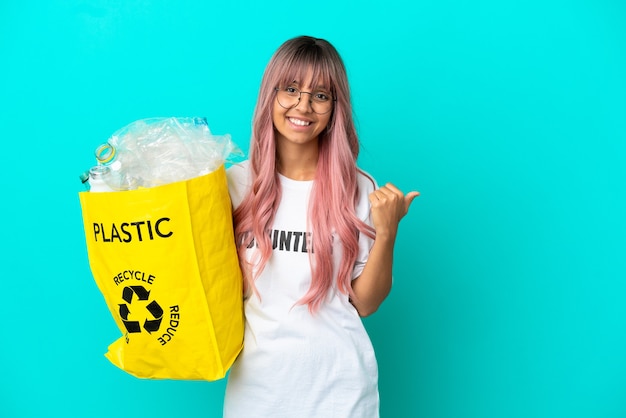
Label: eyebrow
xmin=288 ymin=80 xmax=330 ymax=91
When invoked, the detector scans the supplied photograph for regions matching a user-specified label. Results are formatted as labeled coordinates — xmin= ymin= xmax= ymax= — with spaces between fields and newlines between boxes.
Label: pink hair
xmin=233 ymin=36 xmax=375 ymax=312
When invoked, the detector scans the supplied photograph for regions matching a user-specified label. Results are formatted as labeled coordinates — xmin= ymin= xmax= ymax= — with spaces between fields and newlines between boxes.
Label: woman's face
xmin=272 ymin=75 xmax=332 ymax=150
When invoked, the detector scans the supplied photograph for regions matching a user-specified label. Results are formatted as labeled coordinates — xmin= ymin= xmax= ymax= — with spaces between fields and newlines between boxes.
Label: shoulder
xmin=226 ymin=160 xmax=251 ymax=208
xmin=226 ymin=160 xmax=250 ymax=180
xmin=357 ymin=168 xmax=377 ymax=195
xmin=355 ymin=168 xmax=377 ymax=220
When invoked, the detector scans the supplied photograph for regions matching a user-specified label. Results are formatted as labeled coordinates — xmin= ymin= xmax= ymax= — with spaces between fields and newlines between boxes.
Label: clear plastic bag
xmin=94 ymin=117 xmax=241 ymax=190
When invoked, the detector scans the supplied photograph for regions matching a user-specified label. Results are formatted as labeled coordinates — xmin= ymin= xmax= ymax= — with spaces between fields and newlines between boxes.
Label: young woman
xmin=224 ymin=35 xmax=419 ymax=418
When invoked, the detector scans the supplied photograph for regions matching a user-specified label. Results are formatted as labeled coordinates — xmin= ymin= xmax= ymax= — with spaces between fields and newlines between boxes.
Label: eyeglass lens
xmin=276 ymin=87 xmax=333 ymax=114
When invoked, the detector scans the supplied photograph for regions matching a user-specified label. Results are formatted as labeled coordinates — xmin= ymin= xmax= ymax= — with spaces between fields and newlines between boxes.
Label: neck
xmin=276 ymin=139 xmax=319 ymax=181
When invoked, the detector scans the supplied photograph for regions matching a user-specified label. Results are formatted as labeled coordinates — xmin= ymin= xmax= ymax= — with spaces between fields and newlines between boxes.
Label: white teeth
xmin=289 ymin=117 xmax=311 ymax=126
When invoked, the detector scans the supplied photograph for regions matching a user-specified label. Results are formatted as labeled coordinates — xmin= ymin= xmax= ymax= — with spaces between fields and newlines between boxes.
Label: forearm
xmin=351 ymin=182 xmax=418 ymax=317
xmin=351 ymin=232 xmax=396 ymax=317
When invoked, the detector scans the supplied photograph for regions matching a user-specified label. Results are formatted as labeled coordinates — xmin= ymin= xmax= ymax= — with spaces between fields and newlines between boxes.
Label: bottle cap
xmin=79 ymin=171 xmax=90 ymax=184
xmin=89 ymin=165 xmax=111 ymax=178
xmin=95 ymin=143 xmax=116 ymax=164
xmin=194 ymin=117 xmax=208 ymax=126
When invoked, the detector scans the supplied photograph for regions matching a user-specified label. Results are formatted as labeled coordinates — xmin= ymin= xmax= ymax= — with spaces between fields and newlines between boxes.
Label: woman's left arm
xmin=351 ymin=183 xmax=419 ymax=317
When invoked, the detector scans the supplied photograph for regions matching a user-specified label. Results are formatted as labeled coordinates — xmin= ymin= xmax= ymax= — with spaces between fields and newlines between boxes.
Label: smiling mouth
xmin=288 ymin=117 xmax=311 ymax=127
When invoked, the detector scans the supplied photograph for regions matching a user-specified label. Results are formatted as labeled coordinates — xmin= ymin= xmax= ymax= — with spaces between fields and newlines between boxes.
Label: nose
xmin=294 ymin=91 xmax=314 ymax=112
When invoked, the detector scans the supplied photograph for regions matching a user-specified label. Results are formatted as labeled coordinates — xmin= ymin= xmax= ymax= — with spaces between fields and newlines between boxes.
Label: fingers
xmin=369 ymin=183 xmax=401 ymax=201
xmin=369 ymin=188 xmax=399 ymax=208
xmin=373 ymin=183 xmax=419 ymax=202
xmin=380 ymin=182 xmax=402 ymax=194
xmin=368 ymin=182 xmax=419 ymax=216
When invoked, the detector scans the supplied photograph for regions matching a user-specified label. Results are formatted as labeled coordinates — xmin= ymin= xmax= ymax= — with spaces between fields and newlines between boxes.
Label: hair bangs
xmin=276 ymin=47 xmax=335 ymax=95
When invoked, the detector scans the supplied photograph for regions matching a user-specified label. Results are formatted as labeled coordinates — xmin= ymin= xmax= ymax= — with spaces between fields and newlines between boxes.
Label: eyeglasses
xmin=274 ymin=86 xmax=335 ymax=114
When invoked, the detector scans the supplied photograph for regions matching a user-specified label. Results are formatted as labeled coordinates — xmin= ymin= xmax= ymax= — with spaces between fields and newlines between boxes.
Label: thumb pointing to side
xmin=396 ymin=190 xmax=420 ymax=222
xmin=404 ymin=191 xmax=420 ymax=215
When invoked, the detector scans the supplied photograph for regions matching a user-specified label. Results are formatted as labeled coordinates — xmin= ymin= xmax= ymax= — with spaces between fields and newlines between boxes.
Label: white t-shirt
xmin=223 ymin=161 xmax=380 ymax=418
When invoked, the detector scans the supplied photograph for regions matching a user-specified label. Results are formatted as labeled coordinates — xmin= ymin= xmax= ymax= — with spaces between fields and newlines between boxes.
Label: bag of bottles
xmin=78 ymin=118 xmax=244 ymax=380
xmin=81 ymin=116 xmax=241 ymax=191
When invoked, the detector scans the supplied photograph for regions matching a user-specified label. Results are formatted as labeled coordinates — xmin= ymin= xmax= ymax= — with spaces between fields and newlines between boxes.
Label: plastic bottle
xmin=94 ymin=143 xmax=141 ymax=190
xmin=79 ymin=170 xmax=91 ymax=191
xmin=88 ymin=166 xmax=114 ymax=192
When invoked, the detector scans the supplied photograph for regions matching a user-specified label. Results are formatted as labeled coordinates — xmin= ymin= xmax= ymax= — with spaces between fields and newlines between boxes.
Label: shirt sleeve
xmin=226 ymin=161 xmax=251 ymax=209
xmin=351 ymin=170 xmax=377 ymax=280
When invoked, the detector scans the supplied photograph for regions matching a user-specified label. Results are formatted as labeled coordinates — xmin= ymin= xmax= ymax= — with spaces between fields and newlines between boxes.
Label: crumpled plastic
xmin=95 ymin=117 xmax=242 ymax=190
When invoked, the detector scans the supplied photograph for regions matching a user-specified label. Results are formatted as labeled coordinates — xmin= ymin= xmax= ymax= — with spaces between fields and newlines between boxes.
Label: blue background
xmin=1 ymin=0 xmax=625 ymax=417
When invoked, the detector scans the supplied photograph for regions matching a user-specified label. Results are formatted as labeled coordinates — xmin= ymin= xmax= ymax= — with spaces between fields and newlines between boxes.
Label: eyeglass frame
xmin=274 ymin=86 xmax=337 ymax=115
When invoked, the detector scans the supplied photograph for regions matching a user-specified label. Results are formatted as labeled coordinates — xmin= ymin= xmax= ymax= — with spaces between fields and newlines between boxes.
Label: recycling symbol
xmin=118 ymin=286 xmax=163 ymax=334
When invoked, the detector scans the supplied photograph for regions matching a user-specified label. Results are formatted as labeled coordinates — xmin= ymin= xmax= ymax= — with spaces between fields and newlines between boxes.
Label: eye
xmin=285 ymin=87 xmax=299 ymax=96
xmin=313 ymin=92 xmax=330 ymax=102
